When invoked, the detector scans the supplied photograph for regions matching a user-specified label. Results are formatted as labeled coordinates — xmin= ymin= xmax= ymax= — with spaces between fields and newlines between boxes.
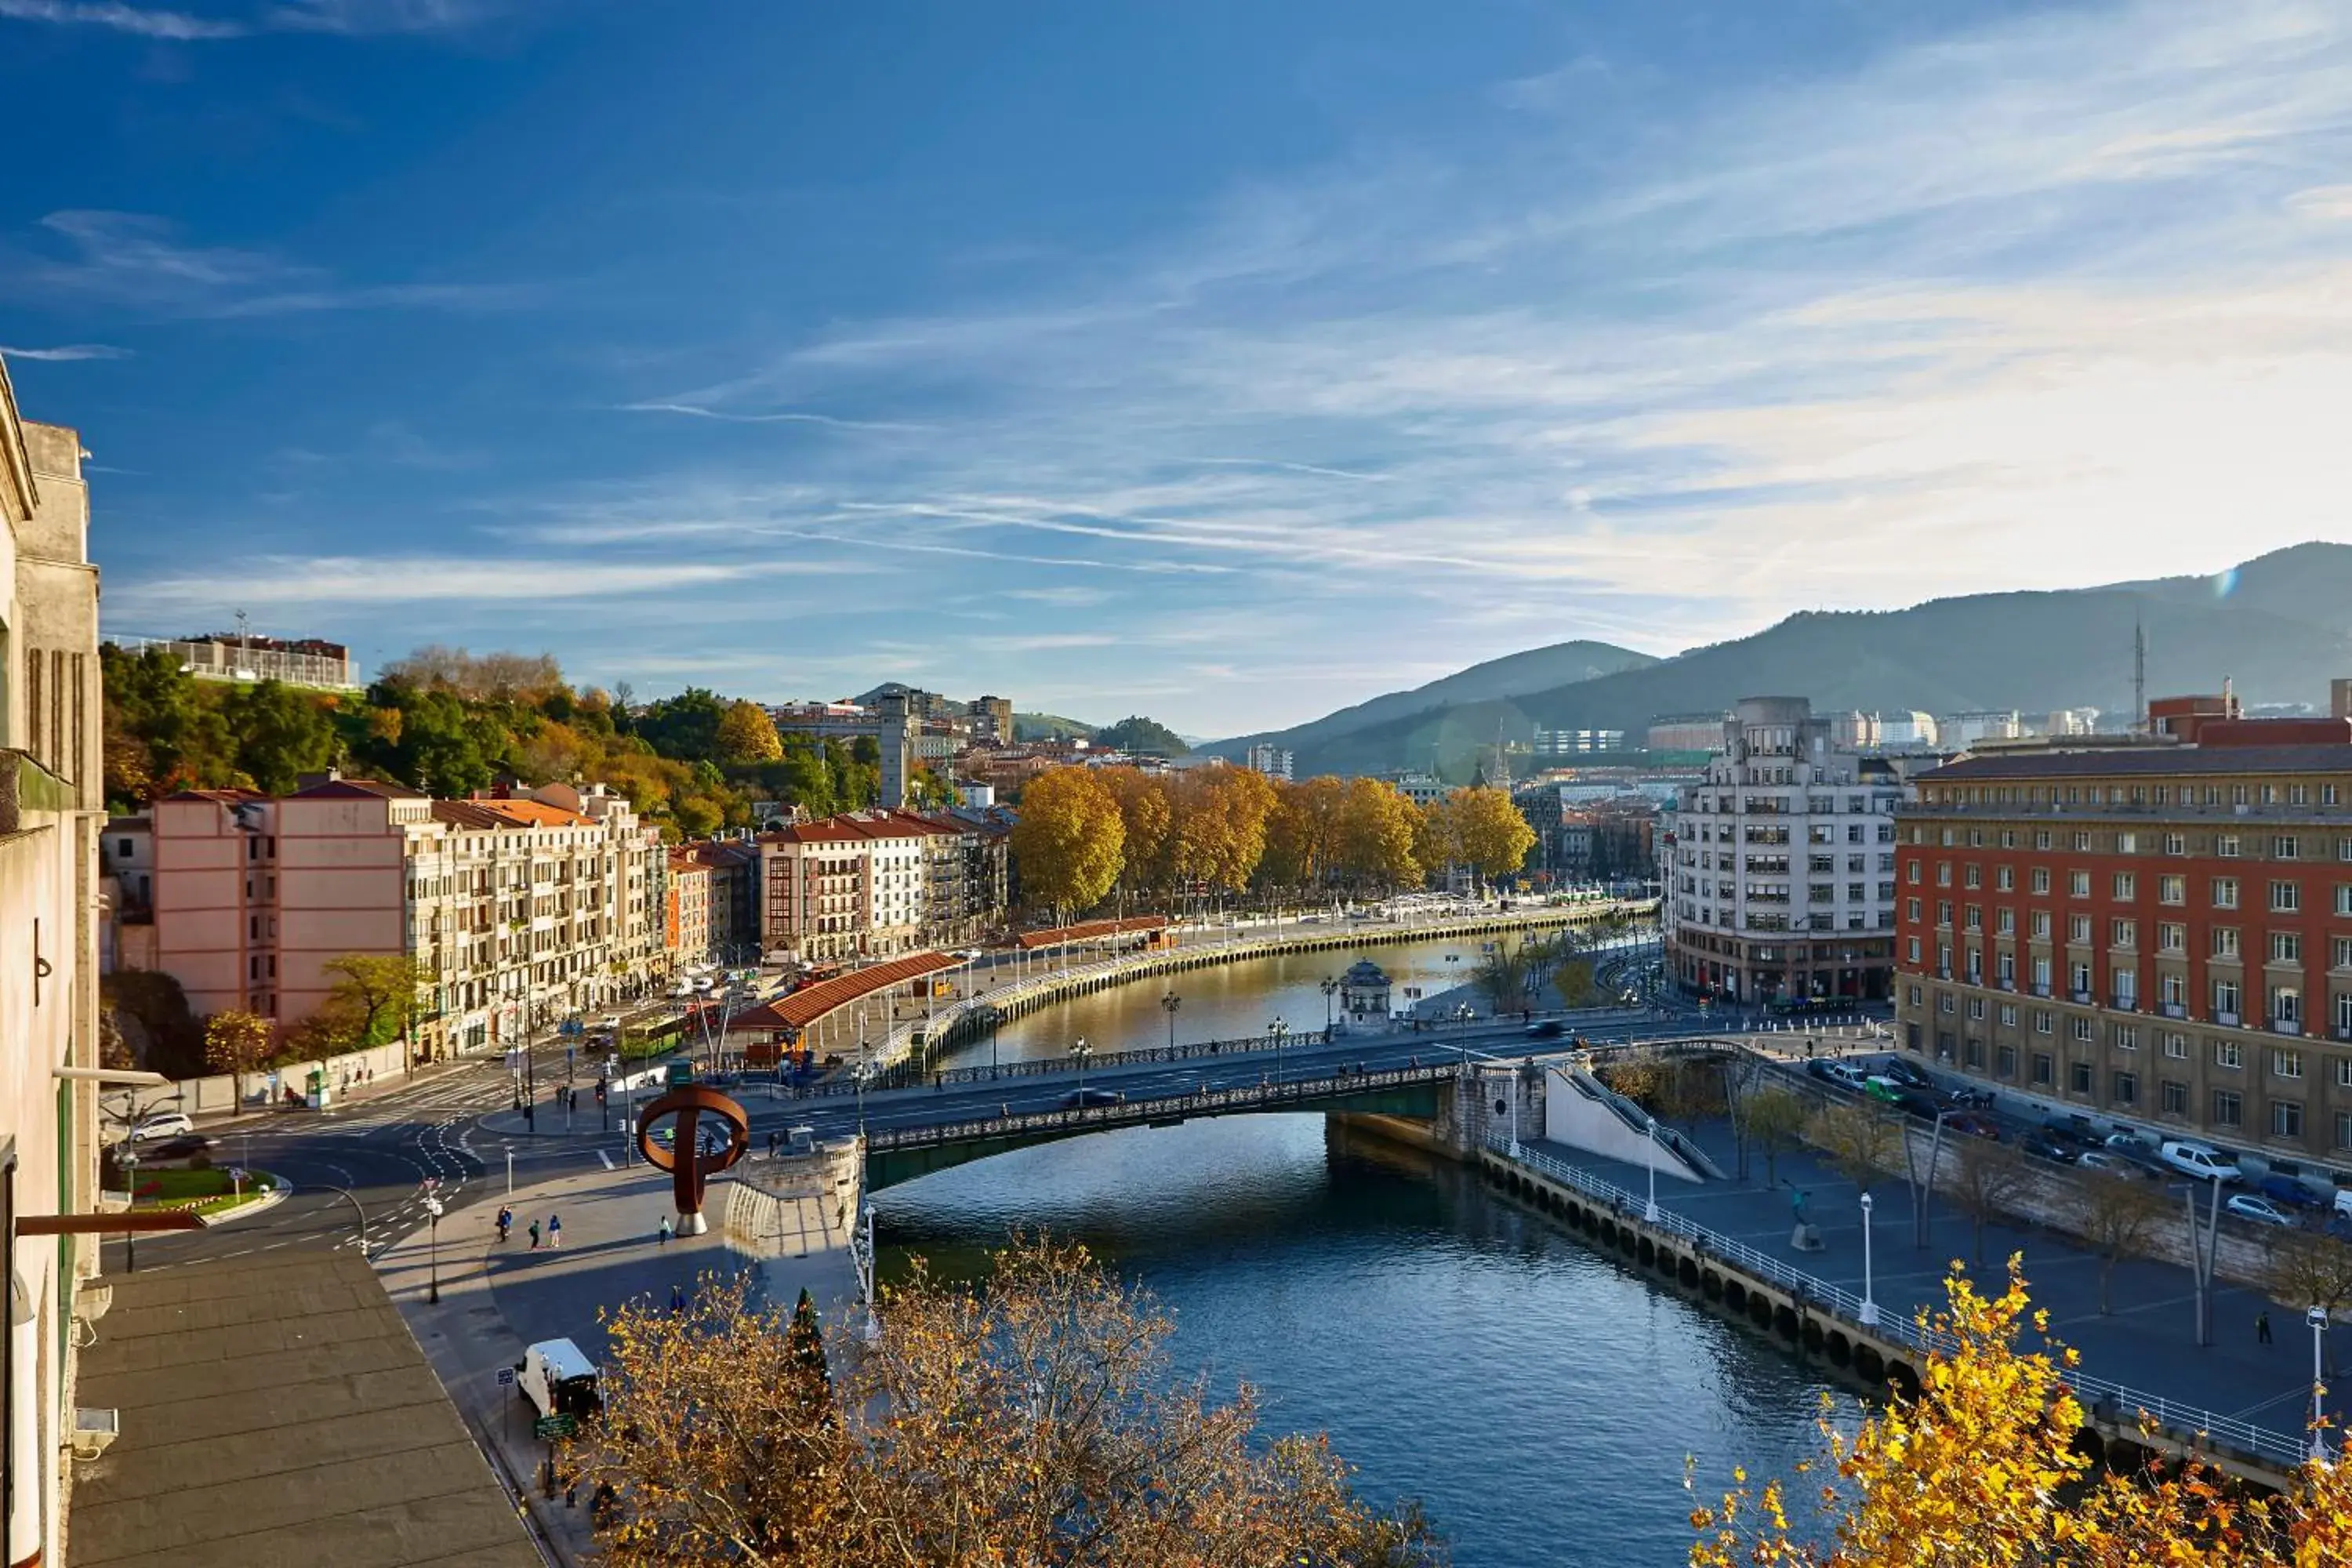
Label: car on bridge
xmin=1524 ymin=1020 xmax=1565 ymax=1040
xmin=1059 ymin=1087 xmax=1126 ymax=1109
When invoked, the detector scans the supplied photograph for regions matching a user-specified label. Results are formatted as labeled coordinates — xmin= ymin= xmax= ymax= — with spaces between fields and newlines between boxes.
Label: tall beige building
xmin=0 ymin=360 xmax=103 ymax=1568
xmin=151 ymin=778 xmax=667 ymax=1058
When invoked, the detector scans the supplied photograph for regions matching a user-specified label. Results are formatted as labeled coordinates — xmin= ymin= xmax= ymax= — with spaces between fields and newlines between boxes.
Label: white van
xmin=2158 ymin=1140 xmax=2242 ymax=1183
xmin=517 ymin=1338 xmax=601 ymax=1421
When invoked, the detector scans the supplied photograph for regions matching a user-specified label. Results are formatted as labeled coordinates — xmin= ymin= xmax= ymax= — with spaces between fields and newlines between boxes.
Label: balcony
xmin=2071 ymin=990 xmax=2093 ymax=1005
xmin=2161 ymin=1003 xmax=2187 ymax=1019
xmin=2216 ymin=1010 xmax=2241 ymax=1027
xmin=2270 ymin=1018 xmax=2303 ymax=1036
xmin=2111 ymin=995 xmax=2138 ymax=1011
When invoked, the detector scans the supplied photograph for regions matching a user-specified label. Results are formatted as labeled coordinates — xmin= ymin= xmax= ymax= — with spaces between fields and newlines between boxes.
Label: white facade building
xmin=1244 ymin=743 xmax=1294 ymax=781
xmin=1664 ymin=697 xmax=1904 ymax=1005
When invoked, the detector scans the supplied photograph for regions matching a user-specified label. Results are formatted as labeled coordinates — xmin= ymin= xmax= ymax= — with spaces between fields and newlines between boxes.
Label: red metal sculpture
xmin=633 ymin=1085 xmax=750 ymax=1235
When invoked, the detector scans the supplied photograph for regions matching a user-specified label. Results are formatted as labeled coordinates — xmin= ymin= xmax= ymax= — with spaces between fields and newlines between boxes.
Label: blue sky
xmin=5 ymin=1 xmax=2352 ymax=735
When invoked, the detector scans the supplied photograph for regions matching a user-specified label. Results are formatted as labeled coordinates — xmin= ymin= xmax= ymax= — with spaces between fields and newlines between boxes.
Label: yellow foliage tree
xmin=1167 ymin=766 xmax=1276 ymax=895
xmin=1334 ymin=776 xmax=1421 ymax=890
xmin=1010 ymin=766 xmax=1126 ymax=921
xmin=1439 ymin=786 xmax=1534 ymax=887
xmin=202 ymin=1008 xmax=276 ymax=1105
xmin=714 ymin=699 xmax=783 ymax=765
xmin=1693 ymin=1260 xmax=2352 ymax=1567
xmin=1097 ymin=766 xmax=1174 ymax=895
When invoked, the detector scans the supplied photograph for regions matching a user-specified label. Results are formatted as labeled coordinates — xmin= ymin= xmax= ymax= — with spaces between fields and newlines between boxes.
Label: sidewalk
xmin=379 ymin=1159 xmax=860 ymax=1565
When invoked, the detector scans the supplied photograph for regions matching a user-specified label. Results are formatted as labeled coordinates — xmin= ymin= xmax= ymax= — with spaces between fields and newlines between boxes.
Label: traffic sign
xmin=534 ymin=1413 xmax=578 ymax=1440
xmin=496 ymin=1367 xmax=515 ymax=1386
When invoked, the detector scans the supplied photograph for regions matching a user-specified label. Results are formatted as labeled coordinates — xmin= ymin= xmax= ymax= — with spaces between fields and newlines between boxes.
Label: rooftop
xmin=67 ymin=1252 xmax=542 ymax=1568
xmin=1923 ymin=743 xmax=2352 ymax=782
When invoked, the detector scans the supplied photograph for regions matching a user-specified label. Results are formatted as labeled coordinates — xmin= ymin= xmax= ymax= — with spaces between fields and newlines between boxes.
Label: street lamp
xmin=1645 ymin=1120 xmax=1662 ymax=1223
xmin=1859 ymin=1192 xmax=1879 ymax=1327
xmin=1070 ymin=1036 xmax=1092 ymax=1101
xmin=1161 ymin=993 xmax=1181 ymax=1053
xmin=1320 ymin=976 xmax=1338 ymax=1034
xmin=2311 ymin=1305 xmax=2332 ymax=1463
xmin=423 ymin=1191 xmax=445 ymax=1304
xmin=1268 ymin=1017 xmax=1288 ymax=1083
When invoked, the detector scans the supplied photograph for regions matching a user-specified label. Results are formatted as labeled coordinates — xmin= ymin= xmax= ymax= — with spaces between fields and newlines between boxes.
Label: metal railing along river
xmin=1484 ymin=1136 xmax=2308 ymax=1472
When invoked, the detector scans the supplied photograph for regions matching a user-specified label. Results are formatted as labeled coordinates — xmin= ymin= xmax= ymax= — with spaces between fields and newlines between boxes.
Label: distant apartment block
xmin=758 ymin=807 xmax=1009 ymax=963
xmin=1386 ymin=771 xmax=1446 ymax=808
xmin=1246 ymin=743 xmax=1294 ymax=780
xmin=147 ymin=775 xmax=666 ymax=1055
xmin=1876 ymin=710 xmax=1940 ymax=749
xmin=1531 ymin=726 xmax=1626 ymax=757
xmin=1664 ymin=697 xmax=1904 ymax=1005
xmin=1942 ymin=710 xmax=2023 ymax=748
xmin=968 ymin=694 xmax=1014 ymax=745
xmin=107 ymin=630 xmax=358 ymax=689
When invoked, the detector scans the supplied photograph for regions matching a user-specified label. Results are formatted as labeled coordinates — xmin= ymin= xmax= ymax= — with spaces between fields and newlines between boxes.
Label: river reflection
xmin=874 ymin=1113 xmax=1837 ymax=1567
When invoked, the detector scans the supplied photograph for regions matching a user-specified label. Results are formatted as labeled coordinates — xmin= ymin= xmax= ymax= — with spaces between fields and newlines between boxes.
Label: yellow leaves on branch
xmin=586 ymin=1236 xmax=1442 ymax=1568
xmin=1690 ymin=1258 xmax=2352 ymax=1568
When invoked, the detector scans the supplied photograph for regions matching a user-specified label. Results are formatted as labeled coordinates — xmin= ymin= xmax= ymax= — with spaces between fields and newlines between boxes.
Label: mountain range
xmin=1203 ymin=543 xmax=2352 ymax=779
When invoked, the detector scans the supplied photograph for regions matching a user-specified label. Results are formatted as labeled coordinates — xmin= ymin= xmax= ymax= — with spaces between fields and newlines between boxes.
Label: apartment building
xmin=1664 ymin=697 xmax=1904 ymax=1004
xmin=149 ymin=776 xmax=666 ymax=1055
xmin=673 ymin=837 xmax=761 ymax=962
xmin=757 ymin=808 xmax=1011 ymax=962
xmin=0 ymin=358 xmax=104 ymax=1568
xmin=1245 ymin=743 xmax=1294 ymax=781
xmin=1895 ymin=722 xmax=2352 ymax=1165
xmin=665 ymin=851 xmax=713 ymax=967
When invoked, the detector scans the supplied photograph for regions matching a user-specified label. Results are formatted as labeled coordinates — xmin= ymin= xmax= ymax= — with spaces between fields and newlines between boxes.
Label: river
xmin=883 ymin=931 xmax=1834 ymax=1566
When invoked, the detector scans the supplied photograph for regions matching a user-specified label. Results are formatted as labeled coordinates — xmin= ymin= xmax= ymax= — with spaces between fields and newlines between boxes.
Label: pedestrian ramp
xmin=1542 ymin=1066 xmax=1718 ymax=1183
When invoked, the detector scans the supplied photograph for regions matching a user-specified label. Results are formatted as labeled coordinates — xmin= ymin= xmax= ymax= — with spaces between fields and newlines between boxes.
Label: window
xmin=1937 ymin=901 xmax=1954 ymax=927
xmin=2213 ymin=877 xmax=2240 ymax=909
xmin=2273 ymin=1100 xmax=2303 ymax=1139
xmin=2339 ymin=885 xmax=2352 ymax=917
xmin=2162 ymin=1080 xmax=2189 ymax=1115
xmin=2111 ymin=918 xmax=2137 ymax=949
xmin=2031 ymin=867 xmax=2052 ymax=895
xmin=2071 ymin=961 xmax=2093 ymax=995
xmin=1938 ymin=862 xmax=1953 ymax=887
xmin=1995 ymin=866 xmax=2014 ymax=891
xmin=2273 ymin=1048 xmax=2304 ymax=1079
xmin=2072 ymin=1015 xmax=2094 ymax=1043
xmin=2034 ymin=1010 xmax=2053 ymax=1034
xmin=2215 ymin=978 xmax=2242 ymax=1018
xmin=2272 ymin=986 xmax=2302 ymax=1027
xmin=1907 ymin=862 xmax=1922 ymax=884
xmin=1907 ymin=897 xmax=1922 ymax=922
xmin=2117 ymin=831 xmax=2139 ymax=854
xmin=2034 ymin=829 xmax=2053 ymax=851
xmin=2031 ymin=1052 xmax=2053 ymax=1087
xmin=2164 ymin=1032 xmax=2188 ymax=1059
xmin=2159 ymin=874 xmax=2185 ymax=905
xmin=1998 ymin=1003 xmax=2017 ymax=1027
xmin=1997 ymin=1044 xmax=2018 ymax=1076
xmin=2158 ymin=922 xmax=2186 ymax=953
xmin=2112 ymin=1071 xmax=2137 ymax=1105
xmin=2217 ymin=834 xmax=2241 ymax=858
xmin=2270 ymin=880 xmax=2302 ymax=913
xmin=2069 ymin=870 xmax=2091 ymax=898
xmin=2113 ymin=873 xmax=2136 ymax=900
xmin=2071 ymin=831 xmax=2092 ymax=852
xmin=1965 ymin=864 xmax=1982 ymax=889
xmin=2067 ymin=914 xmax=2091 ymax=944
xmin=2339 ymin=1111 xmax=2352 ymax=1151
xmin=1964 ymin=906 xmax=1983 ymax=932
xmin=2274 ymin=835 xmax=2301 ymax=861
xmin=2272 ymin=931 xmax=2304 ymax=964
xmin=2213 ymin=927 xmax=2241 ymax=959
xmin=2068 ymin=1059 xmax=2092 ymax=1093
xmin=2215 ymin=1039 xmax=2243 ymax=1069
xmin=2213 ymin=1089 xmax=2243 ymax=1127
xmin=2031 ymin=910 xmax=2052 ymax=940
xmin=1906 ymin=937 xmax=1921 ymax=964
xmin=2114 ymin=1023 xmax=2138 ymax=1051
xmin=2164 ymin=833 xmax=2187 ymax=856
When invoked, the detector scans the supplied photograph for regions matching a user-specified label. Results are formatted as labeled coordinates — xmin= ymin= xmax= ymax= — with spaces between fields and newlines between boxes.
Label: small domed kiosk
xmin=1337 ymin=958 xmax=1392 ymax=1022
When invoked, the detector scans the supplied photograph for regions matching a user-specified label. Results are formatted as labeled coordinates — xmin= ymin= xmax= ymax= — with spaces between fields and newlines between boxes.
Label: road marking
xmin=597 ymin=1150 xmax=615 ymax=1170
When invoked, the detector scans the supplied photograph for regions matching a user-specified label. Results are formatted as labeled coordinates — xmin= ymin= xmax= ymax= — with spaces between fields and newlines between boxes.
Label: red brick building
xmin=1896 ymin=725 xmax=2352 ymax=1167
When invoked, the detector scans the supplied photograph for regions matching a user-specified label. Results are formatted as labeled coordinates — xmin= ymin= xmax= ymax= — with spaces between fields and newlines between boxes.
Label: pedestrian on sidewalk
xmin=767 ymin=1130 xmax=779 ymax=1160
xmin=548 ymin=1214 xmax=563 ymax=1247
xmin=2258 ymin=1309 xmax=2274 ymax=1345
xmin=659 ymin=1216 xmax=673 ymax=1246
xmin=495 ymin=1206 xmax=512 ymax=1243
xmin=528 ymin=1219 xmax=541 ymax=1250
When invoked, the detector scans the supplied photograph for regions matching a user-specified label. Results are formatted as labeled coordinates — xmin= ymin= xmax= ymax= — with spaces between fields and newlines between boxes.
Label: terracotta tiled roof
xmin=1015 ymin=915 xmax=1170 ymax=949
xmin=764 ymin=952 xmax=960 ymax=1029
xmin=470 ymin=798 xmax=594 ymax=829
xmin=429 ymin=800 xmax=510 ymax=829
xmin=289 ymin=778 xmax=427 ymax=800
xmin=766 ymin=820 xmax=873 ymax=844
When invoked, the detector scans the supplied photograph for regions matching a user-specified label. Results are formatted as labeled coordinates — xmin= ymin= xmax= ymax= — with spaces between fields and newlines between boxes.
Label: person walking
xmin=2258 ymin=1309 xmax=2274 ymax=1345
xmin=495 ymin=1206 xmax=512 ymax=1243
xmin=528 ymin=1219 xmax=541 ymax=1250
xmin=547 ymin=1214 xmax=563 ymax=1248
xmin=659 ymin=1215 xmax=673 ymax=1247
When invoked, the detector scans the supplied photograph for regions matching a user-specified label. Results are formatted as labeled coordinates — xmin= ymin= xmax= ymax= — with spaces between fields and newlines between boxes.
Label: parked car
xmin=2019 ymin=1133 xmax=2077 ymax=1165
xmin=1890 ymin=1090 xmax=1942 ymax=1121
xmin=1861 ymin=1076 xmax=1907 ymax=1105
xmin=2225 ymin=1193 xmax=2299 ymax=1228
xmin=1525 ymin=1020 xmax=1566 ymax=1040
xmin=1944 ymin=1112 xmax=2002 ymax=1140
xmin=1877 ymin=1058 xmax=1932 ymax=1090
xmin=143 ymin=1135 xmax=215 ymax=1163
xmin=122 ymin=1111 xmax=194 ymax=1145
xmin=1059 ymin=1087 xmax=1126 ymax=1109
xmin=1819 ymin=1061 xmax=1871 ymax=1091
xmin=2104 ymin=1130 xmax=2155 ymax=1154
xmin=2159 ymin=1139 xmax=2242 ymax=1182
xmin=2258 ymin=1173 xmax=2328 ymax=1210
xmin=2076 ymin=1149 xmax=2158 ymax=1179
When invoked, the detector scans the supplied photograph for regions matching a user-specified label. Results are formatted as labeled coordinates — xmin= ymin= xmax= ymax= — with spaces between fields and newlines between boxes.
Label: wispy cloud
xmin=0 ymin=0 xmax=507 ymax=38
xmin=615 ymin=401 xmax=923 ymax=433
xmin=0 ymin=342 xmax=131 ymax=361
xmin=5 ymin=210 xmax=525 ymax=318
xmin=107 ymin=554 xmax=811 ymax=614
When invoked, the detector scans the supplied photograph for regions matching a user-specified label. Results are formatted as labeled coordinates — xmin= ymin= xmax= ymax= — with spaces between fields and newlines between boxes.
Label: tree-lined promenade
xmin=1008 ymin=766 xmax=1536 ymax=922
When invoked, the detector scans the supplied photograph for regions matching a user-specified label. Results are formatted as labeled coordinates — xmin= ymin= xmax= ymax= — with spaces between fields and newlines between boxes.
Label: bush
xmin=187 ymin=1150 xmax=212 ymax=1171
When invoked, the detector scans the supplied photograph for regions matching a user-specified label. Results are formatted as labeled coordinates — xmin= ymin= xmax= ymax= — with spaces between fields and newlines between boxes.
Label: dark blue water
xmin=874 ymin=1113 xmax=1838 ymax=1568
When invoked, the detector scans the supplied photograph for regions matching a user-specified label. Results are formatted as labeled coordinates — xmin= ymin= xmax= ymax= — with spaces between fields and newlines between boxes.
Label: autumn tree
xmin=1744 ymin=1087 xmax=1809 ymax=1187
xmin=1166 ymin=766 xmax=1276 ymax=898
xmin=1261 ymin=775 xmax=1346 ymax=891
xmin=1552 ymin=958 xmax=1596 ymax=1008
xmin=1472 ymin=945 xmax=1533 ymax=1014
xmin=2267 ymin=1228 xmax=2352 ymax=1327
xmin=1010 ymin=766 xmax=1126 ymax=921
xmin=2078 ymin=1168 xmax=2169 ymax=1315
xmin=1439 ymin=786 xmax=1535 ymax=887
xmin=714 ymin=699 xmax=783 ymax=766
xmin=1947 ymin=1136 xmax=2034 ymax=1265
xmin=1097 ymin=767 xmax=1174 ymax=896
xmin=203 ymin=1009 xmax=276 ymax=1106
xmin=1334 ymin=776 xmax=1421 ymax=891
xmin=321 ymin=953 xmax=429 ymax=1048
xmin=1804 ymin=1101 xmax=1897 ymax=1196
xmin=588 ymin=1238 xmax=1442 ymax=1568
xmin=1693 ymin=1260 xmax=2352 ymax=1568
